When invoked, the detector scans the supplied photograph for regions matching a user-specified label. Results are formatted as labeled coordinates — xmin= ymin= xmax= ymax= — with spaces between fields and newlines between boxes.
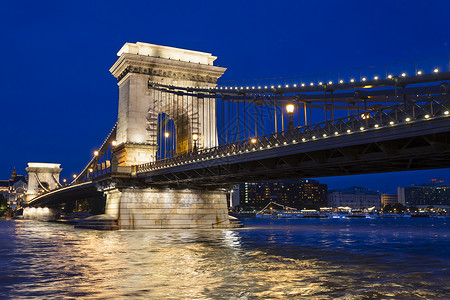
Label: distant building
xmin=238 ymin=179 xmax=327 ymax=210
xmin=381 ymin=194 xmax=398 ymax=207
xmin=0 ymin=168 xmax=28 ymax=210
xmin=328 ymin=186 xmax=381 ymax=210
xmin=397 ymin=179 xmax=450 ymax=208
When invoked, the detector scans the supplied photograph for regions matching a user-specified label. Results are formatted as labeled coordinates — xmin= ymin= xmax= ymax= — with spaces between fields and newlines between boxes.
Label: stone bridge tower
xmin=25 ymin=163 xmax=62 ymax=203
xmin=109 ymin=42 xmax=226 ymax=166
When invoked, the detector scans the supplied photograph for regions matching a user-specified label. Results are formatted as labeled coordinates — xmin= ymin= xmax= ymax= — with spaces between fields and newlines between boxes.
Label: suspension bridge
xmin=23 ymin=42 xmax=450 ymax=229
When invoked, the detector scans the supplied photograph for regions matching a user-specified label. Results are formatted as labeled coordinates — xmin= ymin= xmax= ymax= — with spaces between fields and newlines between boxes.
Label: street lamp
xmin=164 ymin=132 xmax=169 ymax=158
xmin=192 ymin=133 xmax=199 ymax=151
xmin=73 ymin=174 xmax=77 ymax=179
xmin=111 ymin=140 xmax=117 ymax=147
xmin=94 ymin=150 xmax=99 ymax=157
xmin=286 ymin=103 xmax=295 ymax=129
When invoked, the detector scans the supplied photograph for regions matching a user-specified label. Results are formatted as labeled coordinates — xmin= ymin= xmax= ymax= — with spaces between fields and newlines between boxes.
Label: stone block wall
xmin=104 ymin=188 xmax=231 ymax=229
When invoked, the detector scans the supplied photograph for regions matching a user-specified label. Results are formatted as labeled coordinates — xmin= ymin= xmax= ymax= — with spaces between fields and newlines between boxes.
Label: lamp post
xmin=192 ymin=133 xmax=198 ymax=151
xmin=164 ymin=132 xmax=169 ymax=159
xmin=286 ymin=103 xmax=295 ymax=130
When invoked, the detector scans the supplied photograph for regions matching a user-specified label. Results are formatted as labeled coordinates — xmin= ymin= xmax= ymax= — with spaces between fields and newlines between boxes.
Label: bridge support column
xmin=104 ymin=188 xmax=231 ymax=229
xmin=23 ymin=207 xmax=59 ymax=221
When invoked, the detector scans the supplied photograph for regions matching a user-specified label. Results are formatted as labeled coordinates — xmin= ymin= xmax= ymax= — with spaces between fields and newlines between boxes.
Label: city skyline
xmin=2 ymin=0 xmax=450 ymax=192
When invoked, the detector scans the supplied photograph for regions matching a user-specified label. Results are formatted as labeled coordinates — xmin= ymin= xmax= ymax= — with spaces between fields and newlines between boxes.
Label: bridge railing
xmin=135 ymin=95 xmax=450 ymax=174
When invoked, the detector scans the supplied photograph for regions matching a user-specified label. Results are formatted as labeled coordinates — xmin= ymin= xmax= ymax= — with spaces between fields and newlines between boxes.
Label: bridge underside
xmin=140 ymin=121 xmax=450 ymax=188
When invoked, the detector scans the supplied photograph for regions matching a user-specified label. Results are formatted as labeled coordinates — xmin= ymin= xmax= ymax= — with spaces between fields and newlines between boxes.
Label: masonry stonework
xmin=104 ymin=188 xmax=230 ymax=229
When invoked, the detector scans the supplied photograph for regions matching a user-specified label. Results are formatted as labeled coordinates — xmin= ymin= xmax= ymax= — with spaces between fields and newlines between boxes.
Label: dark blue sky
xmin=1 ymin=0 xmax=450 ymax=193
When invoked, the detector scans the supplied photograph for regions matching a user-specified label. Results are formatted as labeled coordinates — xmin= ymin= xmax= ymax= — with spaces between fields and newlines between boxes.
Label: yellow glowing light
xmin=434 ymin=68 xmax=439 ymax=73
xmin=73 ymin=174 xmax=77 ymax=178
xmin=63 ymin=179 xmax=66 ymax=183
xmin=286 ymin=104 xmax=295 ymax=114
xmin=94 ymin=150 xmax=99 ymax=156
xmin=417 ymin=70 xmax=422 ymax=75
xmin=89 ymin=168 xmax=93 ymax=173
xmin=251 ymin=138 xmax=257 ymax=143
xmin=164 ymin=132 xmax=170 ymax=138
xmin=112 ymin=140 xmax=117 ymax=146
xmin=192 ymin=133 xmax=199 ymax=141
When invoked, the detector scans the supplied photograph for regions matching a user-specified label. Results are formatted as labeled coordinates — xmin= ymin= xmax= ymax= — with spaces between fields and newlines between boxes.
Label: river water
xmin=0 ymin=217 xmax=449 ymax=299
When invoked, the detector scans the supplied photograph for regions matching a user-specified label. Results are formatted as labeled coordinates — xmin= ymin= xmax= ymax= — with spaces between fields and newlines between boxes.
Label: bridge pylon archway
xmin=109 ymin=42 xmax=226 ymax=166
xmin=25 ymin=163 xmax=62 ymax=204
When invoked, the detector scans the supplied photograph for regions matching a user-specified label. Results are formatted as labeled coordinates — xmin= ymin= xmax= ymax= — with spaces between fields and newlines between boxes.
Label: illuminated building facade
xmin=238 ymin=179 xmax=327 ymax=210
xmin=0 ymin=168 xmax=27 ymax=210
xmin=397 ymin=179 xmax=450 ymax=207
xmin=381 ymin=194 xmax=398 ymax=207
xmin=328 ymin=186 xmax=381 ymax=210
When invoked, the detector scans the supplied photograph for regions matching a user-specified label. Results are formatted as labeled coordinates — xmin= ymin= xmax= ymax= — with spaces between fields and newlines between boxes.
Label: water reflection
xmin=0 ymin=218 xmax=449 ymax=299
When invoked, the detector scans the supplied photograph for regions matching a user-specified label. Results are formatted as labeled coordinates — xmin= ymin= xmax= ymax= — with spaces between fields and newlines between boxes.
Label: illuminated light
xmin=444 ymin=111 xmax=449 ymax=115
xmin=267 ymin=145 xmax=271 ymax=148
xmin=328 ymin=81 xmax=333 ymax=85
xmin=401 ymin=73 xmax=406 ymax=77
xmin=347 ymin=129 xmax=351 ymax=133
xmin=235 ymin=87 xmax=238 ymax=90
xmin=339 ymin=80 xmax=344 ymax=83
xmin=293 ymin=84 xmax=297 ymax=87
xmin=264 ymin=86 xmax=268 ymax=89
xmin=286 ymin=103 xmax=295 ymax=113
xmin=350 ymin=79 xmax=355 ymax=83
xmin=360 ymin=127 xmax=364 ymax=131
xmin=164 ymin=132 xmax=169 ymax=138
xmin=94 ymin=150 xmax=99 ymax=156
xmin=278 ymin=85 xmax=281 ymax=88
xmin=334 ymin=131 xmax=339 ymax=135
xmin=417 ymin=70 xmax=422 ymax=75
xmin=362 ymin=77 xmax=367 ymax=81
xmin=246 ymin=86 xmax=249 ymax=89
xmin=240 ymin=86 xmax=243 ymax=89
xmin=302 ymin=138 xmax=306 ymax=142
xmin=310 ymin=82 xmax=314 ymax=86
xmin=112 ymin=140 xmax=117 ymax=146
xmin=63 ymin=179 xmax=66 ymax=183
xmin=275 ymin=143 xmax=279 ymax=146
xmin=285 ymin=84 xmax=289 ymax=88
xmin=319 ymin=82 xmax=323 ymax=85
xmin=259 ymin=146 xmax=262 ymax=149
xmin=89 ymin=168 xmax=93 ymax=173
xmin=312 ymin=136 xmax=316 ymax=139
xmin=251 ymin=86 xmax=255 ymax=89
xmin=374 ymin=124 xmax=379 ymax=128
xmin=251 ymin=138 xmax=257 ymax=143
xmin=283 ymin=142 xmax=287 ymax=145
xmin=271 ymin=85 xmax=275 ymax=88
xmin=374 ymin=76 xmax=379 ymax=80
xmin=405 ymin=117 xmax=411 ymax=122
xmin=292 ymin=140 xmax=296 ymax=143
xmin=424 ymin=114 xmax=430 ymax=119
xmin=389 ymin=121 xmax=394 ymax=125
xmin=323 ymin=134 xmax=327 ymax=137
xmin=73 ymin=174 xmax=77 ymax=178
xmin=388 ymin=74 xmax=393 ymax=79
xmin=258 ymin=86 xmax=261 ymax=89
xmin=434 ymin=68 xmax=439 ymax=73
xmin=301 ymin=83 xmax=305 ymax=87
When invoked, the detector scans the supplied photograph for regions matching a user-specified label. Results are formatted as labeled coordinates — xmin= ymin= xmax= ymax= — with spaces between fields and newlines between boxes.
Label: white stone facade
xmin=104 ymin=188 xmax=230 ymax=229
xmin=25 ymin=163 xmax=62 ymax=203
xmin=109 ymin=42 xmax=226 ymax=166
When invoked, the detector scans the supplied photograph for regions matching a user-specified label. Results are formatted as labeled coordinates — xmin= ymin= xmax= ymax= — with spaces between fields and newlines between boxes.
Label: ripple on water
xmin=0 ymin=218 xmax=449 ymax=299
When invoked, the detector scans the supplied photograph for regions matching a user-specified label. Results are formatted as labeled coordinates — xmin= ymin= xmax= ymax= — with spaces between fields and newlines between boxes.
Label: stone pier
xmin=104 ymin=188 xmax=230 ymax=229
xmin=23 ymin=207 xmax=59 ymax=221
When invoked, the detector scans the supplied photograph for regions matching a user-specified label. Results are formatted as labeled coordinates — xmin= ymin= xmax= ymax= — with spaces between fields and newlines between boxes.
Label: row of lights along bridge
xmin=154 ymin=68 xmax=442 ymax=90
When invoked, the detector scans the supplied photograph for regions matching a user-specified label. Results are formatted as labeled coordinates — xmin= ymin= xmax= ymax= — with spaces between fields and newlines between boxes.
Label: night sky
xmin=1 ymin=0 xmax=450 ymax=194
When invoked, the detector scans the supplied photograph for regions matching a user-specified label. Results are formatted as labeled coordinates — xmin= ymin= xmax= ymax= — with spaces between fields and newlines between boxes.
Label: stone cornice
xmin=110 ymin=53 xmax=226 ymax=84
